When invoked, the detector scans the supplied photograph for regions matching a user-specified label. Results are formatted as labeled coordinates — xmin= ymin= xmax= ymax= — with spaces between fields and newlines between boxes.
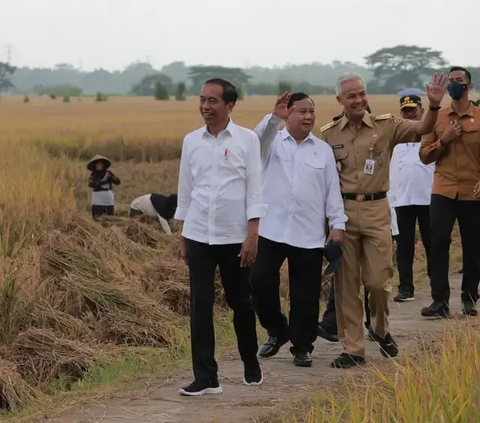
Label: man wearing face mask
xmin=419 ymin=66 xmax=480 ymax=318
xmin=250 ymin=92 xmax=347 ymax=367
xmin=320 ymin=72 xmax=447 ymax=369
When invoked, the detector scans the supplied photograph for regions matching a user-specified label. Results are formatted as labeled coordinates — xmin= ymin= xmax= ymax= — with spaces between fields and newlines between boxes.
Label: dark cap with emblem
xmin=399 ymin=95 xmax=422 ymax=110
xmin=324 ymin=241 xmax=343 ymax=276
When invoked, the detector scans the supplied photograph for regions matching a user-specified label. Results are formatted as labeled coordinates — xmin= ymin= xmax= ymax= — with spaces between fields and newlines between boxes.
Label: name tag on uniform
xmin=332 ymin=144 xmax=344 ymax=150
xmin=364 ymin=159 xmax=375 ymax=175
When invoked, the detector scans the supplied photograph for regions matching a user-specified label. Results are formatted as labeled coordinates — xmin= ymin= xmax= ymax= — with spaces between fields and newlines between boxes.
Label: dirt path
xmin=47 ymin=276 xmax=464 ymax=423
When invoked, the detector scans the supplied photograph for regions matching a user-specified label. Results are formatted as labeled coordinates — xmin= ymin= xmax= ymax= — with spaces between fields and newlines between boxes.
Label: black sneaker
xmin=421 ymin=301 xmax=450 ymax=318
xmin=317 ymin=324 xmax=339 ymax=343
xmin=462 ymin=302 xmax=478 ymax=317
xmin=394 ymin=290 xmax=414 ymax=302
xmin=178 ymin=379 xmax=223 ymax=396
xmin=243 ymin=360 xmax=263 ymax=386
xmin=370 ymin=332 xmax=399 ymax=358
xmin=331 ymin=353 xmax=366 ymax=369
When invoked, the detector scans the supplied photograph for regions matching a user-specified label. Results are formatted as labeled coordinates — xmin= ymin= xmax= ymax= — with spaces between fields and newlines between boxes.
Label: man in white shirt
xmin=250 ymin=92 xmax=347 ymax=367
xmin=129 ymin=193 xmax=177 ymax=234
xmin=390 ymin=95 xmax=434 ymax=302
xmin=175 ymin=78 xmax=267 ymax=396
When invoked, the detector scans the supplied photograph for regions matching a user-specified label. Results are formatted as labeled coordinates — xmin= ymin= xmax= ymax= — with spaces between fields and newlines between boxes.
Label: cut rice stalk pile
xmin=0 ymin=359 xmax=42 ymax=412
xmin=6 ymin=328 xmax=113 ymax=389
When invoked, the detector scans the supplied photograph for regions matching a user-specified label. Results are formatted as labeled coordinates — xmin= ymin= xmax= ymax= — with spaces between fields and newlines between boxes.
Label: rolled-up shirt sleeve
xmin=419 ymin=129 xmax=446 ymax=164
xmin=324 ymin=147 xmax=347 ymax=230
xmin=246 ymin=132 xmax=268 ymax=220
xmin=174 ymin=136 xmax=193 ymax=221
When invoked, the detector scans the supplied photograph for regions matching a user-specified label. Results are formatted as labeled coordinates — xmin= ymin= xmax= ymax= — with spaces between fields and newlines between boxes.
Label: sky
xmin=1 ymin=0 xmax=479 ymax=71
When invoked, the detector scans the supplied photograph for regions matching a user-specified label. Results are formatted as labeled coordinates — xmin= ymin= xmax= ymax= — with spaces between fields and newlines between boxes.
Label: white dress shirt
xmin=174 ymin=119 xmax=267 ymax=245
xmin=387 ymin=153 xmax=399 ymax=236
xmin=389 ymin=142 xmax=435 ymax=208
xmin=254 ymin=114 xmax=347 ymax=249
xmin=130 ymin=194 xmax=172 ymax=234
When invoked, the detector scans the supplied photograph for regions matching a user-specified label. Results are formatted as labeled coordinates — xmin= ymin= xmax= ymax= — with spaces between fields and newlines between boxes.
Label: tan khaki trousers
xmin=334 ymin=197 xmax=393 ymax=358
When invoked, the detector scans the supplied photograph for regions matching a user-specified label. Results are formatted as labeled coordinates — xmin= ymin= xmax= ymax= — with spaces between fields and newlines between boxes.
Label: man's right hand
xmin=273 ymin=91 xmax=291 ymax=119
xmin=178 ymin=235 xmax=188 ymax=265
xmin=440 ymin=120 xmax=462 ymax=145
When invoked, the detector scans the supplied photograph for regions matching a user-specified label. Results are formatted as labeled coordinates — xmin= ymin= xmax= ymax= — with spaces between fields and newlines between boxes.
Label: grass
xmin=0 ymin=94 xmax=468 ymax=421
xmin=261 ymin=320 xmax=480 ymax=423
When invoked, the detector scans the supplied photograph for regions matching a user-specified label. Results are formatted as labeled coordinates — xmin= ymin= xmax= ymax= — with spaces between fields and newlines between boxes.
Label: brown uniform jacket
xmin=419 ymin=103 xmax=480 ymax=201
xmin=320 ymin=113 xmax=416 ymax=195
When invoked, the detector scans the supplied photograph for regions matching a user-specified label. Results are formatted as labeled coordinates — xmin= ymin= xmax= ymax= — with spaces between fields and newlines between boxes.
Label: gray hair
xmin=335 ymin=73 xmax=367 ymax=96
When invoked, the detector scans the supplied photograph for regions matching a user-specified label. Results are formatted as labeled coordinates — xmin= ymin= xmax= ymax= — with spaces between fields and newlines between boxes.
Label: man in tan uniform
xmin=320 ymin=72 xmax=448 ymax=369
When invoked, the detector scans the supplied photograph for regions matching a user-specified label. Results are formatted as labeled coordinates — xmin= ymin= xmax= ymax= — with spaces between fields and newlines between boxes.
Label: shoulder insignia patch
xmin=374 ymin=113 xmax=393 ymax=121
xmin=320 ymin=120 xmax=340 ymax=133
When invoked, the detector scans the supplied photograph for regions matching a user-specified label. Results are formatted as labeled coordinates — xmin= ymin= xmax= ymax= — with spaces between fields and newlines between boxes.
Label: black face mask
xmin=447 ymin=81 xmax=468 ymax=101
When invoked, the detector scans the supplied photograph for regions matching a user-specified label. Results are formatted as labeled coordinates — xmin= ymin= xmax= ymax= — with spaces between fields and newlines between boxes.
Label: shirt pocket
xmin=304 ymin=155 xmax=326 ymax=170
xmin=333 ymin=147 xmax=348 ymax=162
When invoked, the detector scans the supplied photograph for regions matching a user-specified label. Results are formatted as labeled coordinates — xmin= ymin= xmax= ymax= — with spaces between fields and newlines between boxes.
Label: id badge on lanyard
xmin=364 ymin=145 xmax=375 ymax=175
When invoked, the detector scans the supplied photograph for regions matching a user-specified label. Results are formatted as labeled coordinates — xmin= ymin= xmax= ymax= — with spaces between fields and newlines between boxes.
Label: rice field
xmin=0 ymin=94 xmax=471 ymax=420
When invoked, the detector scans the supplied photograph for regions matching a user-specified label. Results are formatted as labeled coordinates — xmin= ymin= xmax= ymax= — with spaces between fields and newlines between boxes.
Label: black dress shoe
xmin=421 ymin=301 xmax=450 ymax=318
xmin=317 ymin=324 xmax=339 ymax=343
xmin=462 ymin=302 xmax=478 ymax=316
xmin=258 ymin=335 xmax=288 ymax=358
xmin=292 ymin=351 xmax=312 ymax=367
xmin=331 ymin=353 xmax=366 ymax=369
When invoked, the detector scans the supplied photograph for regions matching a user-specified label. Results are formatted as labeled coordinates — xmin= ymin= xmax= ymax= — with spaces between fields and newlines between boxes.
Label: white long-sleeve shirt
xmin=130 ymin=194 xmax=172 ymax=234
xmin=174 ymin=119 xmax=267 ymax=245
xmin=387 ymin=154 xmax=399 ymax=236
xmin=389 ymin=143 xmax=435 ymax=208
xmin=254 ymin=114 xmax=347 ymax=249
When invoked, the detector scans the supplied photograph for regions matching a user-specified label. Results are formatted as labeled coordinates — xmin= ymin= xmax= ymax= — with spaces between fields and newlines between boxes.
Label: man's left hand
xmin=238 ymin=232 xmax=258 ymax=268
xmin=326 ymin=229 xmax=344 ymax=244
xmin=473 ymin=181 xmax=480 ymax=199
xmin=425 ymin=73 xmax=448 ymax=106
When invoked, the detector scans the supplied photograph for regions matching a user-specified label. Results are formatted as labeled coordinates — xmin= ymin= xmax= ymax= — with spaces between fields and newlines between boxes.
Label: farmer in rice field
xmin=320 ymin=71 xmax=448 ymax=368
xmin=419 ymin=66 xmax=480 ymax=318
xmin=129 ymin=193 xmax=178 ymax=234
xmin=250 ymin=92 xmax=347 ymax=367
xmin=175 ymin=78 xmax=266 ymax=396
xmin=87 ymin=155 xmax=120 ymax=219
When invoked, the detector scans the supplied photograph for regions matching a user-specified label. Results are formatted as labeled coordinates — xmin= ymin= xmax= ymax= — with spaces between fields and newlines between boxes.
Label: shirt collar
xmin=202 ymin=118 xmax=235 ymax=137
xmin=446 ymin=102 xmax=476 ymax=118
xmin=339 ymin=111 xmax=373 ymax=130
xmin=280 ymin=127 xmax=315 ymax=144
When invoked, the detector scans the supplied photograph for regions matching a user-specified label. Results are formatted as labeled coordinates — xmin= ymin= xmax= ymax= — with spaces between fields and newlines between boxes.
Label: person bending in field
xmin=130 ymin=193 xmax=178 ymax=234
xmin=87 ymin=155 xmax=120 ymax=219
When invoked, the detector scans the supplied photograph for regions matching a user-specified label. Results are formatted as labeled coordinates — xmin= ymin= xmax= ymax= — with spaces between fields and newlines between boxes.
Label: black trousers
xmin=250 ymin=236 xmax=323 ymax=354
xmin=186 ymin=239 xmax=258 ymax=383
xmin=429 ymin=194 xmax=480 ymax=304
xmin=320 ymin=279 xmax=370 ymax=334
xmin=92 ymin=205 xmax=114 ymax=219
xmin=395 ymin=205 xmax=432 ymax=294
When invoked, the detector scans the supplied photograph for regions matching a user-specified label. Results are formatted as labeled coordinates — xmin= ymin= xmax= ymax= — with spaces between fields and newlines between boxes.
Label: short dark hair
xmin=449 ymin=66 xmax=471 ymax=83
xmin=287 ymin=92 xmax=315 ymax=109
xmin=204 ymin=78 xmax=238 ymax=104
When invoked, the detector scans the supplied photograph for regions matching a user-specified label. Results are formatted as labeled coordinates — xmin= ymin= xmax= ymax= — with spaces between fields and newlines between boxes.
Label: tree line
xmin=1 ymin=45 xmax=479 ymax=98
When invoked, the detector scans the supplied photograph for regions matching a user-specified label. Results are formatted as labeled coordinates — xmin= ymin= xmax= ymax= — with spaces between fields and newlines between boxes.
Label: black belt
xmin=342 ymin=192 xmax=387 ymax=202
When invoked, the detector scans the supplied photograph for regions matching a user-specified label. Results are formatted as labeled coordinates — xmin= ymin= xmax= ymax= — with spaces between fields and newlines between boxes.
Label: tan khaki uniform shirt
xmin=419 ymin=103 xmax=480 ymax=201
xmin=320 ymin=113 xmax=417 ymax=194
